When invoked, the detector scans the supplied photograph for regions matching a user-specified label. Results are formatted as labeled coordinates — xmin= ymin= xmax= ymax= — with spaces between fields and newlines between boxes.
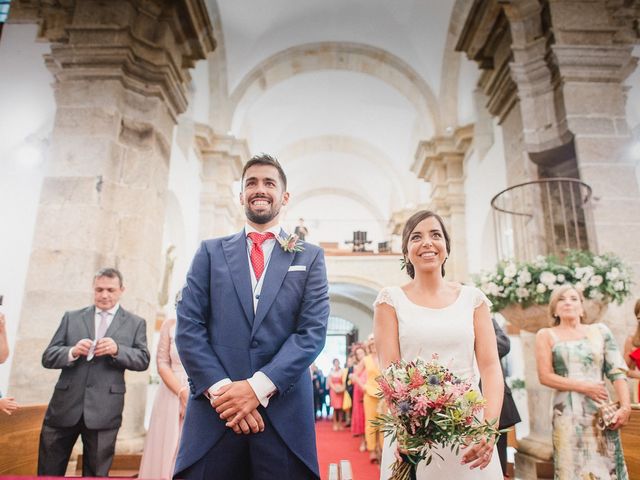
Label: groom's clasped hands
xmin=211 ymin=380 xmax=266 ymax=435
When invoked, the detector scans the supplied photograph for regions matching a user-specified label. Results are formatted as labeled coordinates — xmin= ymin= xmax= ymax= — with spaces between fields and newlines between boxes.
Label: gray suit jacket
xmin=42 ymin=305 xmax=150 ymax=430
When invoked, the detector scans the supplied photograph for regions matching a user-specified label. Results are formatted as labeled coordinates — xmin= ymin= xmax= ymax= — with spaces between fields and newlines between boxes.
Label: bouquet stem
xmin=391 ymin=456 xmax=418 ymax=480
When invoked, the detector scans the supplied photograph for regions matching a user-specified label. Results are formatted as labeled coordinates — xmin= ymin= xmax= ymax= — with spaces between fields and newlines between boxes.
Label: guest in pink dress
xmin=350 ymin=345 xmax=367 ymax=450
xmin=139 ymin=318 xmax=188 ymax=479
xmin=328 ymin=358 xmax=346 ymax=430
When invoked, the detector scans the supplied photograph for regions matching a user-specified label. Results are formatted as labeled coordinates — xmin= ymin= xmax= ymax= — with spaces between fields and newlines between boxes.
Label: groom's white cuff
xmin=207 ymin=378 xmax=232 ymax=399
xmin=247 ymin=372 xmax=277 ymax=408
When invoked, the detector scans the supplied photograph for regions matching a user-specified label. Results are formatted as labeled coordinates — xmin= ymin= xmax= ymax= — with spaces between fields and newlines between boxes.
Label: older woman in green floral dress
xmin=535 ymin=284 xmax=631 ymax=479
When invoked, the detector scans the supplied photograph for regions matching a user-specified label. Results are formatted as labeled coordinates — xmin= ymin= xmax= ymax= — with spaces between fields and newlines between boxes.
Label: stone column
xmin=194 ymin=124 xmax=248 ymax=239
xmin=549 ymin=0 xmax=640 ymax=286
xmin=412 ymin=125 xmax=473 ymax=282
xmin=8 ymin=0 xmax=214 ymax=451
xmin=457 ymin=1 xmax=640 ymax=478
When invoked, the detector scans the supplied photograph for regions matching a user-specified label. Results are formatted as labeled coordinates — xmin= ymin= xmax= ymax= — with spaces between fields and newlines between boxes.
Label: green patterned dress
xmin=548 ymin=323 xmax=629 ymax=480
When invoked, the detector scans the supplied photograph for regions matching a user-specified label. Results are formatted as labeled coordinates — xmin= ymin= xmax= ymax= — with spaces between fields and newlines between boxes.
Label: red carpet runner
xmin=315 ymin=420 xmax=381 ymax=480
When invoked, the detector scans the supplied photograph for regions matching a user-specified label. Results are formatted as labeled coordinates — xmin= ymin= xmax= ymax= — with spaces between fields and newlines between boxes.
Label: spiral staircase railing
xmin=490 ymin=178 xmax=595 ymax=262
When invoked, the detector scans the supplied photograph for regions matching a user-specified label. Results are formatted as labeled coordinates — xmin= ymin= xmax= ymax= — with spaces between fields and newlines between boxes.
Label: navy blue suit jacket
xmin=174 ymin=230 xmax=329 ymax=477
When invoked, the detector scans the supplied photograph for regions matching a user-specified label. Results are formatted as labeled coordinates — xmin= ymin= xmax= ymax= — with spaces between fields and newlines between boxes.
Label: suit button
xmin=251 ymin=340 xmax=258 ymax=348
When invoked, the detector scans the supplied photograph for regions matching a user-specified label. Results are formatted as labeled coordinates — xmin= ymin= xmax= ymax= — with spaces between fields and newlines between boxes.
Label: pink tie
xmin=96 ymin=311 xmax=109 ymax=339
xmin=248 ymin=232 xmax=274 ymax=280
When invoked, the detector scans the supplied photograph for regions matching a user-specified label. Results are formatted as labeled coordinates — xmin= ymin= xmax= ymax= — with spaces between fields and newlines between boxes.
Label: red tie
xmin=248 ymin=232 xmax=274 ymax=280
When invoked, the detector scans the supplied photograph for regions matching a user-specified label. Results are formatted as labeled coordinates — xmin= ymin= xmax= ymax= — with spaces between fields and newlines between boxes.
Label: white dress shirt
xmin=207 ymin=225 xmax=280 ymax=407
xmin=68 ymin=304 xmax=120 ymax=362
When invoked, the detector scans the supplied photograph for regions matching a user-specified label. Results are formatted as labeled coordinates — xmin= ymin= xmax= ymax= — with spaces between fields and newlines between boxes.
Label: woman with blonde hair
xmin=623 ymin=299 xmax=640 ymax=400
xmin=535 ymin=284 xmax=630 ymax=479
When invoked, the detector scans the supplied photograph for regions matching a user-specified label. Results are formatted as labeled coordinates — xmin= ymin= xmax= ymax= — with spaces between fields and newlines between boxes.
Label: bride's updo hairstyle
xmin=548 ymin=284 xmax=586 ymax=326
xmin=401 ymin=210 xmax=451 ymax=279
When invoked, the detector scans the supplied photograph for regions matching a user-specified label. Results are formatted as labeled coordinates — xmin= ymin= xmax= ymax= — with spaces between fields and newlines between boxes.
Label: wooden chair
xmin=378 ymin=241 xmax=391 ymax=253
xmin=0 ymin=403 xmax=47 ymax=475
xmin=345 ymin=231 xmax=372 ymax=252
xmin=75 ymin=452 xmax=141 ymax=478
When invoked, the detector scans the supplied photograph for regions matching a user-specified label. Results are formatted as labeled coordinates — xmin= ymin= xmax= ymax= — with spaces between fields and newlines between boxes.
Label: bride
xmin=374 ymin=210 xmax=504 ymax=479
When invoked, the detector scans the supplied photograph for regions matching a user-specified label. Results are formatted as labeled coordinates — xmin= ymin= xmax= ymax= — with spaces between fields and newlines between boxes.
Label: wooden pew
xmin=621 ymin=404 xmax=640 ymax=479
xmin=0 ymin=403 xmax=47 ymax=475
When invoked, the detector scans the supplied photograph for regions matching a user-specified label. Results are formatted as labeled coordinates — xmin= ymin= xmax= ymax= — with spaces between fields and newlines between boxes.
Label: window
xmin=0 ymin=1 xmax=11 ymax=24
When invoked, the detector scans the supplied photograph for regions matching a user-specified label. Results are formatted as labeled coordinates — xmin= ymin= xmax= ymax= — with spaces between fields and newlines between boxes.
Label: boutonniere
xmin=277 ymin=233 xmax=304 ymax=253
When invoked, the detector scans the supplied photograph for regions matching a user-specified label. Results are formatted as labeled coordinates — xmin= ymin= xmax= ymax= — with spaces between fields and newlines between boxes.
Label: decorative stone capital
xmin=194 ymin=123 xmax=249 ymax=180
xmin=412 ymin=125 xmax=473 ymax=213
xmin=12 ymin=0 xmax=216 ymax=121
xmin=194 ymin=124 xmax=249 ymax=238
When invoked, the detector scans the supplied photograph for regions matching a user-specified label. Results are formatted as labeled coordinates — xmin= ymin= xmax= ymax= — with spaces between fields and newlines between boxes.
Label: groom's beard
xmin=245 ymin=205 xmax=280 ymax=225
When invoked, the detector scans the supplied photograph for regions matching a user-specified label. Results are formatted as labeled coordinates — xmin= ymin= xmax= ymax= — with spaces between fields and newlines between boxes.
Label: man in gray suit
xmin=37 ymin=267 xmax=150 ymax=477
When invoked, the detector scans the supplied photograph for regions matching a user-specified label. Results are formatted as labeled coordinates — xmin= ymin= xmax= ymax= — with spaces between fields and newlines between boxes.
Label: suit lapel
xmin=84 ymin=307 xmax=96 ymax=338
xmin=105 ymin=307 xmax=126 ymax=338
xmin=252 ymin=230 xmax=295 ymax=337
xmin=222 ymin=231 xmax=254 ymax=327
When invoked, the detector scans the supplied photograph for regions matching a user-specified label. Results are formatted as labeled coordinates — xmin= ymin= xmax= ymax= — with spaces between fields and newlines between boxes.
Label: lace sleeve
xmin=373 ymin=287 xmax=395 ymax=308
xmin=156 ymin=318 xmax=174 ymax=371
xmin=472 ymin=286 xmax=492 ymax=310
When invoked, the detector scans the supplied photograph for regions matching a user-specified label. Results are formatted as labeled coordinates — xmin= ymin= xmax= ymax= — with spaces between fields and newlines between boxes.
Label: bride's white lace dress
xmin=375 ymin=285 xmax=503 ymax=479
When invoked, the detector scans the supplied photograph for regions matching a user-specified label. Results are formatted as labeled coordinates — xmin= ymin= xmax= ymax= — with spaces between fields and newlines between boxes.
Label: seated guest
xmin=139 ymin=316 xmax=188 ymax=479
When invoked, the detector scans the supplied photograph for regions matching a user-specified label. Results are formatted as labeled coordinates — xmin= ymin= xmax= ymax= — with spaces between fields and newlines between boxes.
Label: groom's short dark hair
xmin=242 ymin=153 xmax=287 ymax=190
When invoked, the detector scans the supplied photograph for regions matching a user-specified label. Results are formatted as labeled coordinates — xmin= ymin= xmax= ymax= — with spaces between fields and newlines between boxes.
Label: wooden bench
xmin=75 ymin=453 xmax=141 ymax=478
xmin=0 ymin=403 xmax=47 ymax=475
xmin=621 ymin=405 xmax=640 ymax=480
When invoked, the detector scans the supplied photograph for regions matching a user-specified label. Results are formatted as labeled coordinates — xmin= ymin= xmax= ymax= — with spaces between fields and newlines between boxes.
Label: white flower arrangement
xmin=475 ymin=250 xmax=632 ymax=311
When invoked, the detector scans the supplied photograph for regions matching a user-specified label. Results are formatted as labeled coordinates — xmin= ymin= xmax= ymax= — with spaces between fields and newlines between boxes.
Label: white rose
xmin=503 ymin=277 xmax=512 ymax=285
xmin=536 ymin=283 xmax=547 ymax=293
xmin=517 ymin=269 xmax=532 ymax=286
xmin=589 ymin=275 xmax=603 ymax=287
xmin=504 ymin=264 xmax=517 ymax=278
xmin=589 ymin=290 xmax=604 ymax=300
xmin=539 ymin=271 xmax=556 ymax=286
xmin=606 ymin=268 xmax=620 ymax=281
xmin=557 ymin=274 xmax=566 ymax=283
xmin=614 ymin=281 xmax=625 ymax=291
xmin=516 ymin=287 xmax=530 ymax=299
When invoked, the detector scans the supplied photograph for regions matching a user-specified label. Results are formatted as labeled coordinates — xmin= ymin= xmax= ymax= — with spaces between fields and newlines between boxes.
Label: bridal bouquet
xmin=374 ymin=355 xmax=501 ymax=480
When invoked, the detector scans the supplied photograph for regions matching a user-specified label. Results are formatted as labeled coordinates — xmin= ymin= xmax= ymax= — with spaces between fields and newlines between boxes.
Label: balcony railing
xmin=490 ymin=178 xmax=594 ymax=262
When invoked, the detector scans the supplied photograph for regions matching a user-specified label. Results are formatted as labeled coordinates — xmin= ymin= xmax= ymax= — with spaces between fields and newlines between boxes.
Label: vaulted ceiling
xmin=205 ymin=0 xmax=479 ymax=244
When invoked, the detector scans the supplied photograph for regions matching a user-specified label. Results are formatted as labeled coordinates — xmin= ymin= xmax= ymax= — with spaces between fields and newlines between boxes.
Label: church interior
xmin=1 ymin=0 xmax=640 ymax=478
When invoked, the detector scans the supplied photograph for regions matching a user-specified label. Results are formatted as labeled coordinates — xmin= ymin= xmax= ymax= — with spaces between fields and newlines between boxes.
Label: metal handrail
xmin=490 ymin=177 xmax=592 ymax=216
xmin=490 ymin=177 xmax=595 ymax=261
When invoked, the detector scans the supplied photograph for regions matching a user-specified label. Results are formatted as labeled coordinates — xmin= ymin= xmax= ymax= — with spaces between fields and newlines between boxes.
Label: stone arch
xmin=329 ymin=282 xmax=378 ymax=337
xmin=277 ymin=135 xmax=407 ymax=211
xmin=229 ymin=42 xmax=441 ymax=136
xmin=288 ymin=186 xmax=386 ymax=228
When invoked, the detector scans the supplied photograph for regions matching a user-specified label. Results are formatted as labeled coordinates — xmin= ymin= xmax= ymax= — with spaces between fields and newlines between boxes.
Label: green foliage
xmin=473 ymin=250 xmax=632 ymax=312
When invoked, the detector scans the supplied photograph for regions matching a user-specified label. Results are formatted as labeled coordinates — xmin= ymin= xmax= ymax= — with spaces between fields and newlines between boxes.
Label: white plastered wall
xmin=0 ymin=24 xmax=56 ymax=394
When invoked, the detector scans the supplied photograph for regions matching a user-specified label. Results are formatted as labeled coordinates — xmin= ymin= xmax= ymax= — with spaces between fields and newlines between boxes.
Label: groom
xmin=174 ymin=154 xmax=330 ymax=479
